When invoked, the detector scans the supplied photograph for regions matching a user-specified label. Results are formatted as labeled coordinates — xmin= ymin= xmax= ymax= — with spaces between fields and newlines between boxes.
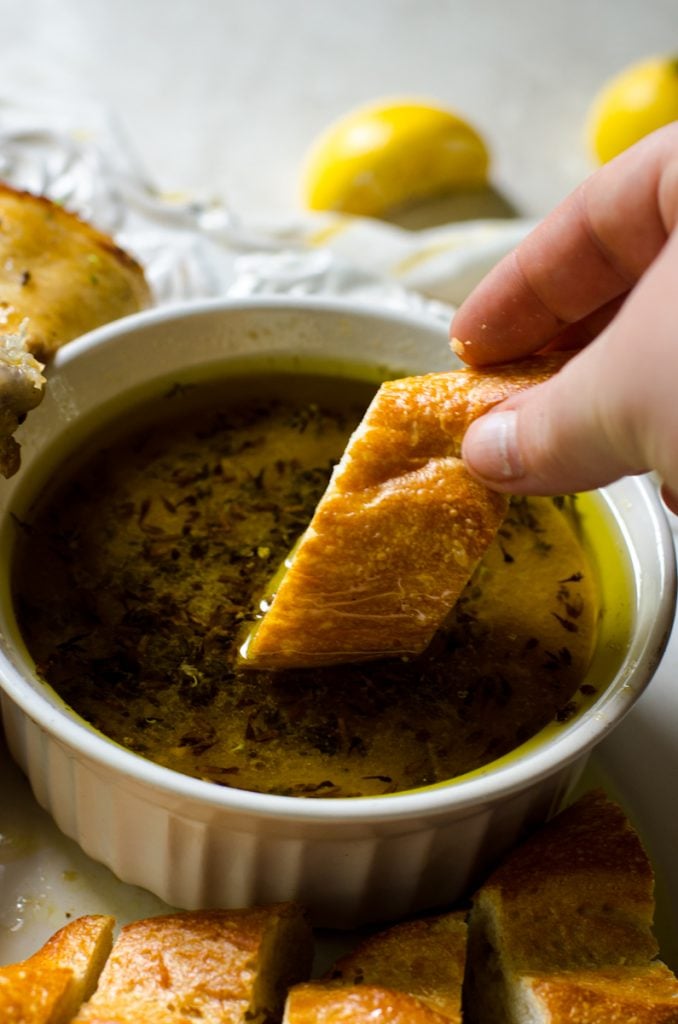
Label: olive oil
xmin=11 ymin=371 xmax=628 ymax=798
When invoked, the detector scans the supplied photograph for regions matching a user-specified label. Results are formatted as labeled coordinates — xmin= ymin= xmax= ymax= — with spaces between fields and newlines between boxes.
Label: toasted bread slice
xmin=284 ymin=983 xmax=454 ymax=1023
xmin=0 ymin=963 xmax=74 ymax=1024
xmin=284 ymin=910 xmax=467 ymax=1024
xmin=521 ymin=963 xmax=678 ymax=1023
xmin=324 ymin=911 xmax=467 ymax=1021
xmin=464 ymin=790 xmax=678 ymax=1024
xmin=73 ymin=903 xmax=313 ymax=1024
xmin=0 ymin=182 xmax=151 ymax=476
xmin=0 ymin=914 xmax=114 ymax=1024
xmin=0 ymin=183 xmax=151 ymax=362
xmin=242 ymin=354 xmax=566 ymax=669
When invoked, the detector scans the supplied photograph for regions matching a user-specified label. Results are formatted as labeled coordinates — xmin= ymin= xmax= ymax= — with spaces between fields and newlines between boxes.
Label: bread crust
xmin=0 ymin=182 xmax=151 ymax=361
xmin=0 ymin=182 xmax=151 ymax=477
xmin=527 ymin=963 xmax=678 ymax=1022
xmin=243 ymin=354 xmax=567 ymax=669
xmin=324 ymin=911 xmax=467 ymax=1022
xmin=463 ymin=790 xmax=678 ymax=1024
xmin=283 ymin=983 xmax=454 ymax=1023
xmin=0 ymin=963 xmax=74 ymax=1024
xmin=73 ymin=904 xmax=313 ymax=1024
xmin=474 ymin=789 xmax=657 ymax=973
xmin=284 ymin=908 xmax=467 ymax=1022
xmin=0 ymin=914 xmax=114 ymax=1024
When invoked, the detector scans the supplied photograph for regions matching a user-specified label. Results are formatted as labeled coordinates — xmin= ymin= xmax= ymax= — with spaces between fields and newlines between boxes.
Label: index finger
xmin=450 ymin=123 xmax=678 ymax=366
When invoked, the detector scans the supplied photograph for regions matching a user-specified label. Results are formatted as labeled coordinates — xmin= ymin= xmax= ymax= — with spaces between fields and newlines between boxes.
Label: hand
xmin=450 ymin=122 xmax=678 ymax=512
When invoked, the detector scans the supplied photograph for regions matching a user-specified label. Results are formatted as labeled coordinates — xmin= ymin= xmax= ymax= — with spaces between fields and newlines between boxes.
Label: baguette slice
xmin=73 ymin=903 xmax=313 ymax=1024
xmin=464 ymin=790 xmax=678 ymax=1024
xmin=0 ymin=182 xmax=151 ymax=476
xmin=0 ymin=182 xmax=151 ymax=362
xmin=284 ymin=983 xmax=455 ymax=1023
xmin=521 ymin=963 xmax=678 ymax=1023
xmin=242 ymin=354 xmax=566 ymax=669
xmin=324 ymin=911 xmax=467 ymax=1021
xmin=0 ymin=914 xmax=114 ymax=1024
xmin=284 ymin=910 xmax=467 ymax=1024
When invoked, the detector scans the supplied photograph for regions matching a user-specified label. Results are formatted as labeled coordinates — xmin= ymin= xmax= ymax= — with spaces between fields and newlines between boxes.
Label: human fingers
xmin=461 ymin=226 xmax=678 ymax=497
xmin=660 ymin=484 xmax=678 ymax=516
xmin=541 ymin=295 xmax=627 ymax=352
xmin=451 ymin=123 xmax=678 ymax=367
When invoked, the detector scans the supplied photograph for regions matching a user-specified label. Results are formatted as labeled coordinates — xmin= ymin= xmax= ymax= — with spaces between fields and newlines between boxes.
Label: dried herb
xmin=552 ymin=612 xmax=579 ymax=633
xmin=12 ymin=381 xmax=598 ymax=799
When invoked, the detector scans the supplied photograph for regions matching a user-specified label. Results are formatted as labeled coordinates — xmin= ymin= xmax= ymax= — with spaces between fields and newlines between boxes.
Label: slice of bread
xmin=324 ymin=911 xmax=467 ymax=1020
xmin=0 ymin=914 xmax=114 ymax=1024
xmin=242 ymin=354 xmax=566 ymax=670
xmin=73 ymin=904 xmax=313 ymax=1024
xmin=0 ymin=182 xmax=151 ymax=362
xmin=463 ymin=790 xmax=678 ymax=1023
xmin=284 ymin=910 xmax=467 ymax=1024
xmin=283 ymin=983 xmax=454 ymax=1023
xmin=520 ymin=963 xmax=678 ymax=1023
xmin=0 ymin=181 xmax=151 ymax=476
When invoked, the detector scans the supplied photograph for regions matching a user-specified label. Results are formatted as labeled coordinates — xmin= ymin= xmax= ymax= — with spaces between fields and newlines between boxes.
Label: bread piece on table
xmin=284 ymin=910 xmax=467 ymax=1024
xmin=73 ymin=903 xmax=314 ymax=1024
xmin=0 ymin=914 xmax=114 ymax=1024
xmin=0 ymin=182 xmax=151 ymax=476
xmin=464 ymin=789 xmax=678 ymax=1024
xmin=324 ymin=911 xmax=467 ymax=1021
xmin=283 ymin=983 xmax=455 ymax=1023
xmin=242 ymin=354 xmax=566 ymax=670
xmin=523 ymin=963 xmax=678 ymax=1023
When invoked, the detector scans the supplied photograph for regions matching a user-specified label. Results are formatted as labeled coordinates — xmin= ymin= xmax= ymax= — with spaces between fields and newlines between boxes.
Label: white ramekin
xmin=0 ymin=298 xmax=674 ymax=928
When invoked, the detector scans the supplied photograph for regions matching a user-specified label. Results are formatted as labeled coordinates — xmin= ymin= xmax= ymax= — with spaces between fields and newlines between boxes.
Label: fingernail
xmin=463 ymin=410 xmax=524 ymax=481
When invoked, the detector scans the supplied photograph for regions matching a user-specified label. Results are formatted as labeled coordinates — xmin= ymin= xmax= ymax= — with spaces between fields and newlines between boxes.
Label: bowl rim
xmin=50 ymin=293 xmax=451 ymax=370
xmin=2 ymin=295 xmax=676 ymax=824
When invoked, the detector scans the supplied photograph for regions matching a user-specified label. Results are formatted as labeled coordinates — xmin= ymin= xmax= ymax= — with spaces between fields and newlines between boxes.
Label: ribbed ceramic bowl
xmin=0 ymin=298 xmax=674 ymax=927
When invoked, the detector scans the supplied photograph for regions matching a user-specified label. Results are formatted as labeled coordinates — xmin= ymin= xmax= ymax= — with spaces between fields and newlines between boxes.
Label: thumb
xmin=461 ymin=225 xmax=678 ymax=499
xmin=461 ymin=342 xmax=648 ymax=496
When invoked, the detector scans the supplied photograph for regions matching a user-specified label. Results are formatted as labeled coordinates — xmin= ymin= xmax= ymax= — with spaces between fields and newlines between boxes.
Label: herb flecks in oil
xmin=13 ymin=376 xmax=599 ymax=799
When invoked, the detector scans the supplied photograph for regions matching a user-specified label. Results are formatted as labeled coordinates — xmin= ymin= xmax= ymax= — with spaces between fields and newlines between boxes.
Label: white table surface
xmin=2 ymin=0 xmax=678 ymax=976
xmin=3 ymin=0 xmax=677 ymax=222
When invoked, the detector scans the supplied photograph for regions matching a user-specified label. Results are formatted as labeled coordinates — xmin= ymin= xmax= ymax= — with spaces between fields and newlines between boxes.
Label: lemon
xmin=300 ymin=98 xmax=490 ymax=217
xmin=587 ymin=55 xmax=678 ymax=163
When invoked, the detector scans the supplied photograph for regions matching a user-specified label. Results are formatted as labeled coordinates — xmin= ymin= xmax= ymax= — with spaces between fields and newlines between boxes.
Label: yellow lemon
xmin=300 ymin=98 xmax=490 ymax=217
xmin=587 ymin=55 xmax=678 ymax=163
